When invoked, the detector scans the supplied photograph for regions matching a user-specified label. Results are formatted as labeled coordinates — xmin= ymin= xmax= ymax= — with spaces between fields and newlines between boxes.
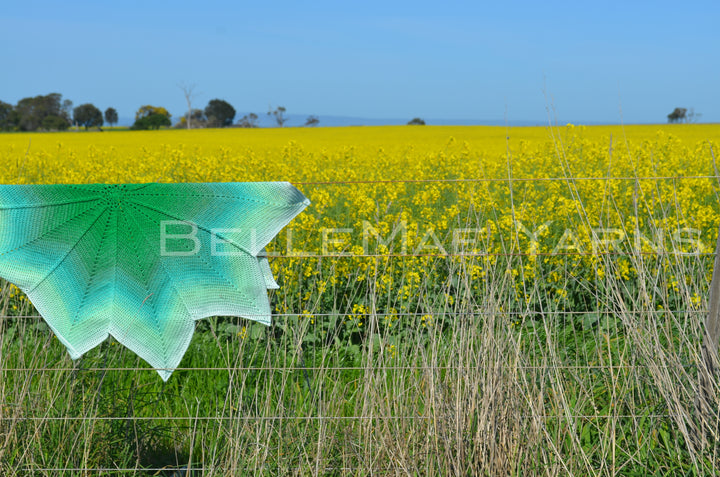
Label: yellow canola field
xmin=0 ymin=124 xmax=719 ymax=315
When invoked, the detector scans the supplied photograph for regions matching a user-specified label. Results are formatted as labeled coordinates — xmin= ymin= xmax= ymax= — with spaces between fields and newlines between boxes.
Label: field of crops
xmin=1 ymin=124 xmax=720 ymax=475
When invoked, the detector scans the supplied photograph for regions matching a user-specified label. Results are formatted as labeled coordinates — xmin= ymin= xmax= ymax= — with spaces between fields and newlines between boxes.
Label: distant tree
xmin=15 ymin=93 xmax=71 ymax=131
xmin=73 ymin=103 xmax=104 ymax=130
xmin=135 ymin=105 xmax=171 ymax=121
xmin=205 ymin=99 xmax=236 ymax=127
xmin=176 ymin=108 xmax=207 ymax=129
xmin=667 ymin=107 xmax=687 ymax=123
xmin=146 ymin=114 xmax=171 ymax=129
xmin=14 ymin=97 xmax=40 ymax=131
xmin=179 ymin=82 xmax=199 ymax=129
xmin=237 ymin=113 xmax=259 ymax=128
xmin=62 ymin=99 xmax=73 ymax=122
xmin=104 ymin=107 xmax=118 ymax=127
xmin=132 ymin=105 xmax=171 ymax=130
xmin=407 ymin=117 xmax=426 ymax=125
xmin=131 ymin=114 xmax=171 ymax=130
xmin=0 ymin=101 xmax=18 ymax=131
xmin=40 ymin=115 xmax=71 ymax=131
xmin=687 ymin=107 xmax=702 ymax=123
xmin=304 ymin=115 xmax=319 ymax=127
xmin=268 ymin=105 xmax=287 ymax=127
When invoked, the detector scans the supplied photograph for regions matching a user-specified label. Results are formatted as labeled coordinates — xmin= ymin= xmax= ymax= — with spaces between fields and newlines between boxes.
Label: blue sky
xmin=2 ymin=0 xmax=718 ymax=125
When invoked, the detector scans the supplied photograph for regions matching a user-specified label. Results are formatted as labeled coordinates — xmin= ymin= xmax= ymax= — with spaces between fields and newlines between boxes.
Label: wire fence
xmin=2 ymin=170 xmax=720 ymax=475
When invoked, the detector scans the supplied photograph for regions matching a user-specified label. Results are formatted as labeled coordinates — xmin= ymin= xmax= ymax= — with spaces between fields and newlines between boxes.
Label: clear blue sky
xmin=2 ymin=0 xmax=718 ymax=124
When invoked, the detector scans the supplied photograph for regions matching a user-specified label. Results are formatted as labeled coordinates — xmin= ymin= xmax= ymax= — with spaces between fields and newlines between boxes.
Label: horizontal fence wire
xmin=23 ymin=470 xmax=370 ymax=475
xmin=0 ymin=414 xmax=681 ymax=422
xmin=261 ymin=252 xmax=715 ymax=258
xmin=0 ymin=309 xmax=709 ymax=320
xmin=0 ymin=364 xmax=699 ymax=372
xmin=25 ymin=468 xmax=399 ymax=474
xmin=296 ymin=175 xmax=720 ymax=185
xmin=27 ymin=470 xmax=206 ymax=474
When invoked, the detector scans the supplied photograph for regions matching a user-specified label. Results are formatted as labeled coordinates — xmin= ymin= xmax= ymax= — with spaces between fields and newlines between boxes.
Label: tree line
xmin=1 ymin=93 xmax=705 ymax=132
xmin=0 ymin=93 xmax=119 ymax=132
xmin=0 ymin=93 xmax=321 ymax=132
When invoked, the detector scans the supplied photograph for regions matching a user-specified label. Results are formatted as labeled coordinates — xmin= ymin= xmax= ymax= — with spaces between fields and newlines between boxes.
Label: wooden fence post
xmin=698 ymin=224 xmax=720 ymax=439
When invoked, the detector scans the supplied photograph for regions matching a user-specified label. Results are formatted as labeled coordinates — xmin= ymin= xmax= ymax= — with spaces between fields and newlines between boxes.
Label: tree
xmin=268 ymin=105 xmax=287 ymax=127
xmin=205 ymin=99 xmax=236 ymax=127
xmin=237 ymin=113 xmax=259 ymax=128
xmin=132 ymin=105 xmax=171 ymax=130
xmin=135 ymin=105 xmax=171 ymax=121
xmin=176 ymin=109 xmax=207 ymax=129
xmin=0 ymin=101 xmax=18 ymax=131
xmin=131 ymin=114 xmax=171 ymax=130
xmin=667 ymin=108 xmax=687 ymax=123
xmin=407 ymin=117 xmax=426 ymax=125
xmin=15 ymin=97 xmax=41 ymax=131
xmin=73 ymin=103 xmax=104 ymax=130
xmin=40 ymin=115 xmax=71 ymax=131
xmin=304 ymin=115 xmax=319 ymax=127
xmin=687 ymin=107 xmax=702 ymax=123
xmin=14 ymin=93 xmax=71 ymax=131
xmin=104 ymin=107 xmax=118 ymax=127
xmin=62 ymin=99 xmax=73 ymax=122
xmin=179 ymin=83 xmax=199 ymax=129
